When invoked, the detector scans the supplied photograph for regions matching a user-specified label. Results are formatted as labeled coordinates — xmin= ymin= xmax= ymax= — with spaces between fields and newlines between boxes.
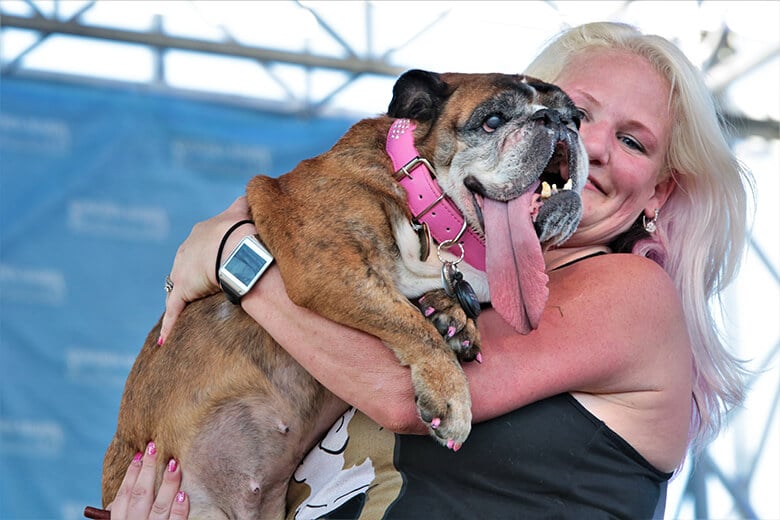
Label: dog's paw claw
xmin=416 ymin=289 xmax=481 ymax=362
xmin=412 ymin=355 xmax=472 ymax=446
xmin=446 ymin=439 xmax=462 ymax=452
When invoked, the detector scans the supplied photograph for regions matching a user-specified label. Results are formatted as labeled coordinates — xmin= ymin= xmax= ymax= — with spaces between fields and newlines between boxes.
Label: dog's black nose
xmin=531 ymin=108 xmax=562 ymax=126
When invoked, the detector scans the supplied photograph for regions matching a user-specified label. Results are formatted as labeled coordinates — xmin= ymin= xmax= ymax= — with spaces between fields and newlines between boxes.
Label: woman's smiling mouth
xmin=584 ymin=178 xmax=607 ymax=196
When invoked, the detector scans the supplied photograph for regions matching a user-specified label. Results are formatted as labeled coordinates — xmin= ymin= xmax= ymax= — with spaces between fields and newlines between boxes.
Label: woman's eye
xmin=482 ymin=114 xmax=504 ymax=132
xmin=575 ymin=107 xmax=589 ymax=122
xmin=620 ymin=134 xmax=645 ymax=153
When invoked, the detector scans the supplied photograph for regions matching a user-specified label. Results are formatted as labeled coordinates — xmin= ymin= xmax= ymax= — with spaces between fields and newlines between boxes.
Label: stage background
xmin=0 ymin=76 xmax=356 ymax=519
xmin=1 ymin=2 xmax=778 ymax=512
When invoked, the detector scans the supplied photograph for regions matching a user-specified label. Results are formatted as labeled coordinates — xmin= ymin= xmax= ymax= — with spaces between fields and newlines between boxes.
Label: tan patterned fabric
xmin=286 ymin=408 xmax=403 ymax=519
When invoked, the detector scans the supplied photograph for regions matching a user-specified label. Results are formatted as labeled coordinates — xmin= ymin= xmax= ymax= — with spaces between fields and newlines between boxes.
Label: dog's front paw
xmin=416 ymin=289 xmax=482 ymax=363
xmin=410 ymin=354 xmax=472 ymax=450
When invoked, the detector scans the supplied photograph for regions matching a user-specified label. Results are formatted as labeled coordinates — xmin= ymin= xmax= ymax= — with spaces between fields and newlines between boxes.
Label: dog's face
xmin=388 ymin=70 xmax=587 ymax=248
xmin=388 ymin=70 xmax=589 ymax=333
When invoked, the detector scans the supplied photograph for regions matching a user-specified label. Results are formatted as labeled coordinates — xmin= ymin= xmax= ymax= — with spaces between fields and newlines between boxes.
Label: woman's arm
xmin=161 ymin=207 xmax=689 ymax=435
xmin=239 ymin=262 xmax=424 ymax=432
xmin=239 ymin=251 xmax=689 ymax=433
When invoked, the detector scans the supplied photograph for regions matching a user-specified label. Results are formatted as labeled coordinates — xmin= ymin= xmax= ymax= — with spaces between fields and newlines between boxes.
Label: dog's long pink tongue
xmin=484 ymin=190 xmax=549 ymax=334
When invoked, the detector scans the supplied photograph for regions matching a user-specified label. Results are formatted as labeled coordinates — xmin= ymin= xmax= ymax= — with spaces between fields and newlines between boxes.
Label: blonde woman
xmin=109 ymin=22 xmax=752 ymax=520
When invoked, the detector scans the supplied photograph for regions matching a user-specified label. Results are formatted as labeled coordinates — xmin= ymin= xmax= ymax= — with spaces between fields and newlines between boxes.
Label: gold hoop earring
xmin=643 ymin=208 xmax=659 ymax=233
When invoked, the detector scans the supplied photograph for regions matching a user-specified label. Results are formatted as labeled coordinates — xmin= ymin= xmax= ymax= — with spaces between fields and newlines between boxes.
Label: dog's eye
xmin=482 ymin=114 xmax=504 ymax=133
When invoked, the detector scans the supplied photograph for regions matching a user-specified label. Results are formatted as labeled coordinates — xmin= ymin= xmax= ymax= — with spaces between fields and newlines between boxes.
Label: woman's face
xmin=554 ymin=49 xmax=676 ymax=247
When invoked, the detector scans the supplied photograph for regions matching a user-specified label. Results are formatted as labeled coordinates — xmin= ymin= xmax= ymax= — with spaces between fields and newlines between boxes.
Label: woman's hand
xmin=159 ymin=196 xmax=255 ymax=344
xmin=106 ymin=442 xmax=189 ymax=520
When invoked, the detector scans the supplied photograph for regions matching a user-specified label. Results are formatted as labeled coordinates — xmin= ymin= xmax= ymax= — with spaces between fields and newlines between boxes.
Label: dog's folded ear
xmin=387 ymin=69 xmax=451 ymax=123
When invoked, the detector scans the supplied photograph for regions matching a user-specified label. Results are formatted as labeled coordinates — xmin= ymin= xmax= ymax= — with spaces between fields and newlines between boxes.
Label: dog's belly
xmin=104 ymin=295 xmax=345 ymax=519
xmin=392 ymin=216 xmax=489 ymax=301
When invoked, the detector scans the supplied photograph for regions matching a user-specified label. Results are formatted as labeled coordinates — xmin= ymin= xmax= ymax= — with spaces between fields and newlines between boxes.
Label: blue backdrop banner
xmin=0 ymin=77 xmax=358 ymax=519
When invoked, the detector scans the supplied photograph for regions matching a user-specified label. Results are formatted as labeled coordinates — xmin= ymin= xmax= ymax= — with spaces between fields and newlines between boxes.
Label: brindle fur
xmin=102 ymin=70 xmax=585 ymax=519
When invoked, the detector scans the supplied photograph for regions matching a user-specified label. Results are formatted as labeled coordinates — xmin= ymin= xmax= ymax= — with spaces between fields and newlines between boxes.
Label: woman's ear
xmin=645 ymin=170 xmax=677 ymax=217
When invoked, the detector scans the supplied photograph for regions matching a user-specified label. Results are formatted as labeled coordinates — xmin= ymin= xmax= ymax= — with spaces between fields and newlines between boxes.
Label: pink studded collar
xmin=385 ymin=119 xmax=486 ymax=271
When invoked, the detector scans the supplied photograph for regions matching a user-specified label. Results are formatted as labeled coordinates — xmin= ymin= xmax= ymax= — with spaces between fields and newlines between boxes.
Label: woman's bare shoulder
xmin=551 ymin=253 xmax=680 ymax=309
xmin=547 ymin=253 xmax=689 ymax=383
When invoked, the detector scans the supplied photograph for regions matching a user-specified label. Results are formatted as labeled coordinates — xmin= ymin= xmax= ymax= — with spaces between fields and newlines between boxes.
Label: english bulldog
xmin=96 ymin=69 xmax=587 ymax=519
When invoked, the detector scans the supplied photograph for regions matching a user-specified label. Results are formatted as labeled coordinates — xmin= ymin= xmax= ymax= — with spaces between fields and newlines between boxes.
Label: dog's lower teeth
xmin=541 ymin=181 xmax=552 ymax=199
xmin=541 ymin=178 xmax=573 ymax=200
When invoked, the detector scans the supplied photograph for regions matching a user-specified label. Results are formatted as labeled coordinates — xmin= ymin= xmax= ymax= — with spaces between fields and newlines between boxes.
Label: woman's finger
xmin=148 ymin=458 xmax=183 ymax=520
xmin=107 ymin=451 xmax=143 ymax=519
xmin=159 ymin=289 xmax=187 ymax=345
xmin=168 ymin=490 xmax=189 ymax=520
xmin=125 ymin=442 xmax=159 ymax=519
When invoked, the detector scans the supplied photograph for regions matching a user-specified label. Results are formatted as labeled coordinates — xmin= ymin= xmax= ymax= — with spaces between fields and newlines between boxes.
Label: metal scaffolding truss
xmin=1 ymin=1 xmax=778 ymax=518
xmin=2 ymin=0 xmax=414 ymax=117
xmin=2 ymin=0 xmax=779 ymax=137
xmin=2 ymin=3 xmax=405 ymax=77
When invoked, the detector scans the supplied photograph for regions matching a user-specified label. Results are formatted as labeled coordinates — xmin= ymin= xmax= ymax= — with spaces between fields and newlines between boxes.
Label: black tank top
xmin=287 ymin=394 xmax=672 ymax=519
xmin=388 ymin=393 xmax=671 ymax=518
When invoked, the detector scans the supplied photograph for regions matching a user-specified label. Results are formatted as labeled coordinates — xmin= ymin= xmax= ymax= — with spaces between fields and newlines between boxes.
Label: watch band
xmin=215 ymin=219 xmax=255 ymax=288
xmin=220 ymin=280 xmax=243 ymax=305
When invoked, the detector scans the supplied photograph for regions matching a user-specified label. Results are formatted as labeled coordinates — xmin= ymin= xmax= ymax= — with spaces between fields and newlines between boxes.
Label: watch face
xmin=225 ymin=243 xmax=269 ymax=286
xmin=219 ymin=235 xmax=274 ymax=298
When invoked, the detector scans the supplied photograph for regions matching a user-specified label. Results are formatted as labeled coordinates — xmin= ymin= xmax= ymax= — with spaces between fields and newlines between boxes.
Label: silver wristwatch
xmin=218 ymin=235 xmax=274 ymax=304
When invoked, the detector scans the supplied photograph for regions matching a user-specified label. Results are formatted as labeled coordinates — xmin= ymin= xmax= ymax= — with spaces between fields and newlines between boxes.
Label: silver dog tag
xmin=441 ymin=261 xmax=458 ymax=297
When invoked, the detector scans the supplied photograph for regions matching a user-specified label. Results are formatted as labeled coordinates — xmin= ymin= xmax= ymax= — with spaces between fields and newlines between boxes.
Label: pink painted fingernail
xmin=175 ymin=491 xmax=186 ymax=504
xmin=146 ymin=441 xmax=157 ymax=456
xmin=447 ymin=439 xmax=455 ymax=450
xmin=132 ymin=452 xmax=143 ymax=464
xmin=157 ymin=336 xmax=164 ymax=346
xmin=476 ymin=352 xmax=483 ymax=364
xmin=453 ymin=442 xmax=462 ymax=452
xmin=167 ymin=458 xmax=178 ymax=472
xmin=431 ymin=417 xmax=441 ymax=430
xmin=424 ymin=307 xmax=435 ymax=317
xmin=447 ymin=326 xmax=456 ymax=338
xmin=463 ymin=340 xmax=470 ymax=347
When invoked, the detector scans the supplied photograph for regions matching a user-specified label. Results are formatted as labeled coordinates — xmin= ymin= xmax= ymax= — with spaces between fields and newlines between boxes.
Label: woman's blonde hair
xmin=524 ymin=22 xmax=754 ymax=453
